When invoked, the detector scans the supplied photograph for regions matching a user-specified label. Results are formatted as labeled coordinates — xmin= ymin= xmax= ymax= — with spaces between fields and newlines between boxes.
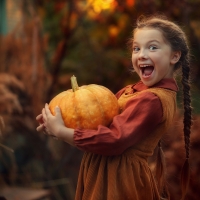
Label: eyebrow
xmin=133 ymin=39 xmax=160 ymax=44
xmin=148 ymin=40 xmax=160 ymax=43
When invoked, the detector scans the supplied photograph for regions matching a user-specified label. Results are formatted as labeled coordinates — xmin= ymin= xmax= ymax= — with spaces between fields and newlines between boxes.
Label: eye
xmin=149 ymin=45 xmax=157 ymax=50
xmin=133 ymin=46 xmax=140 ymax=52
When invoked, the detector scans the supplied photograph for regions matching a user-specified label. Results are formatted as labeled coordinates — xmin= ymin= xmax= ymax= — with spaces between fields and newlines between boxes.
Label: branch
xmin=46 ymin=0 xmax=75 ymax=102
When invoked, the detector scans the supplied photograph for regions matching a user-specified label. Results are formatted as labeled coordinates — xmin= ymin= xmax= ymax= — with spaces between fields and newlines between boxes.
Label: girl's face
xmin=132 ymin=28 xmax=179 ymax=86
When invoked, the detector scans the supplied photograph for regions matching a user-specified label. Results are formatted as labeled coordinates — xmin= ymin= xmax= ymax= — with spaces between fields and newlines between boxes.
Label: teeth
xmin=139 ymin=65 xmax=152 ymax=68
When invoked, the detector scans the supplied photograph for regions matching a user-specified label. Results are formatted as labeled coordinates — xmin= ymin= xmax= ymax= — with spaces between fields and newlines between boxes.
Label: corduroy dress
xmin=74 ymin=81 xmax=177 ymax=200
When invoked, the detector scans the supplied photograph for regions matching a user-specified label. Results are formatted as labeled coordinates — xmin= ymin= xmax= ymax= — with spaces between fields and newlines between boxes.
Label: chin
xmin=141 ymin=80 xmax=156 ymax=87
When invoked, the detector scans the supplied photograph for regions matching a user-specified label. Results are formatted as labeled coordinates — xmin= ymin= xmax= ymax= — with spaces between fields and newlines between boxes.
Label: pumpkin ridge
xmin=55 ymin=91 xmax=67 ymax=122
xmin=90 ymin=85 xmax=119 ymax=124
xmin=77 ymin=88 xmax=102 ymax=129
xmin=60 ymin=91 xmax=78 ymax=128
xmin=73 ymin=91 xmax=81 ymax=128
xmin=85 ymin=87 xmax=106 ymax=126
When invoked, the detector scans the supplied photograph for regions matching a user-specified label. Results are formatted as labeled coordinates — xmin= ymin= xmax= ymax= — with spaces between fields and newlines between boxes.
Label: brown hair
xmin=133 ymin=15 xmax=192 ymax=199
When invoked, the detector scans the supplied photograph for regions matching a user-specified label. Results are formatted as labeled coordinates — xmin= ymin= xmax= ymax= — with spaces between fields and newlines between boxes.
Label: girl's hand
xmin=42 ymin=103 xmax=65 ymax=138
xmin=36 ymin=104 xmax=75 ymax=146
xmin=36 ymin=113 xmax=45 ymax=132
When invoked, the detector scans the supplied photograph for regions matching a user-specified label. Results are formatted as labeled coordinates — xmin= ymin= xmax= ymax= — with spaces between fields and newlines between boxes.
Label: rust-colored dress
xmin=74 ymin=79 xmax=177 ymax=200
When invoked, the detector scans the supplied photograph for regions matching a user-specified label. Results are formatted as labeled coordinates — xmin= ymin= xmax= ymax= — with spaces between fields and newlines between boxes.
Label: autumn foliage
xmin=0 ymin=0 xmax=200 ymax=199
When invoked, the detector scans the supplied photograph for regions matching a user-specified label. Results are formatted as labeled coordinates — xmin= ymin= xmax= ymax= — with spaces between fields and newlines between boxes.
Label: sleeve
xmin=74 ymin=91 xmax=163 ymax=156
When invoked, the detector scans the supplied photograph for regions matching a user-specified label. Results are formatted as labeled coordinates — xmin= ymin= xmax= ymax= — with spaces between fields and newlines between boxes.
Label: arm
xmin=74 ymin=91 xmax=163 ymax=155
xmin=35 ymin=85 xmax=130 ymax=144
xmin=36 ymin=92 xmax=162 ymax=155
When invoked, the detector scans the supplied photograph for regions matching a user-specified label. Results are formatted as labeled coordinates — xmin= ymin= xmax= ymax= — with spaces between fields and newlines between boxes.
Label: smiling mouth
xmin=140 ymin=65 xmax=154 ymax=77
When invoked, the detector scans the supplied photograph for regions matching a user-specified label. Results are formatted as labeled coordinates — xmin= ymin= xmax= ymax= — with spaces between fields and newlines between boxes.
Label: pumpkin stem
xmin=71 ymin=75 xmax=79 ymax=92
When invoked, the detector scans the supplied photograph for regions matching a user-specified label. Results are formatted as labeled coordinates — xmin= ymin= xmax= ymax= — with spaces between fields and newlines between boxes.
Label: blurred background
xmin=0 ymin=0 xmax=200 ymax=199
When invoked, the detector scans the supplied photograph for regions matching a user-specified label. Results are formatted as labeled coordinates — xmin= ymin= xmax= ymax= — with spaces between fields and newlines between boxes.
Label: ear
xmin=171 ymin=51 xmax=181 ymax=65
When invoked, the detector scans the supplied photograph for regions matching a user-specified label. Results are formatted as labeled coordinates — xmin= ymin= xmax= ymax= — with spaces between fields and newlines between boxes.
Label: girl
xmin=36 ymin=15 xmax=192 ymax=200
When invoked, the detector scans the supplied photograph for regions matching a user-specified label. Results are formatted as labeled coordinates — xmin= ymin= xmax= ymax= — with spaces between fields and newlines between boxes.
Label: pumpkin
xmin=49 ymin=75 xmax=119 ymax=129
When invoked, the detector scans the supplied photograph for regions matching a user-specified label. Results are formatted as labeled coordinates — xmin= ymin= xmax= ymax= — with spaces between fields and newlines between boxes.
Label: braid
xmin=134 ymin=15 xmax=193 ymax=199
xmin=182 ymin=60 xmax=192 ymax=159
xmin=180 ymin=57 xmax=192 ymax=200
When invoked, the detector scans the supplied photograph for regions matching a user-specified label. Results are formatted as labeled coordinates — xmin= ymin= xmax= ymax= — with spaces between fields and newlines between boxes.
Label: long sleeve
xmin=74 ymin=91 xmax=163 ymax=156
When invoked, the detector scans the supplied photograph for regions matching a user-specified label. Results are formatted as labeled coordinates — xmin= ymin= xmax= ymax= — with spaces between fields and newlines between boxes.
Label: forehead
xmin=133 ymin=28 xmax=167 ymax=43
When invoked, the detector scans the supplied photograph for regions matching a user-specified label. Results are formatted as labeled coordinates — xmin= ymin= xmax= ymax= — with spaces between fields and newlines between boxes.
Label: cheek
xmin=151 ymin=51 xmax=170 ymax=64
xmin=131 ymin=54 xmax=140 ymax=74
xmin=131 ymin=54 xmax=137 ymax=65
xmin=150 ymin=54 xmax=160 ymax=62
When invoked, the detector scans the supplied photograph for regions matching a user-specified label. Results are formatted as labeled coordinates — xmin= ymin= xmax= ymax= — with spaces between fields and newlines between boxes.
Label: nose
xmin=138 ymin=49 xmax=148 ymax=60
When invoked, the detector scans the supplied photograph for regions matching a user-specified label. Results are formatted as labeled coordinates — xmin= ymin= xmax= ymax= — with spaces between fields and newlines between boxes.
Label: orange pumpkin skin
xmin=49 ymin=84 xmax=119 ymax=129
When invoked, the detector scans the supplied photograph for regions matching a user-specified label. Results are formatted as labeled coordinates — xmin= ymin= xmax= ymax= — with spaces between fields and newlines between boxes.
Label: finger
xmin=36 ymin=114 xmax=44 ymax=124
xmin=55 ymin=106 xmax=61 ymax=116
xmin=45 ymin=103 xmax=52 ymax=116
xmin=42 ymin=108 xmax=47 ymax=122
xmin=54 ymin=106 xmax=65 ymax=125
xmin=36 ymin=114 xmax=42 ymax=121
xmin=36 ymin=124 xmax=45 ymax=132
